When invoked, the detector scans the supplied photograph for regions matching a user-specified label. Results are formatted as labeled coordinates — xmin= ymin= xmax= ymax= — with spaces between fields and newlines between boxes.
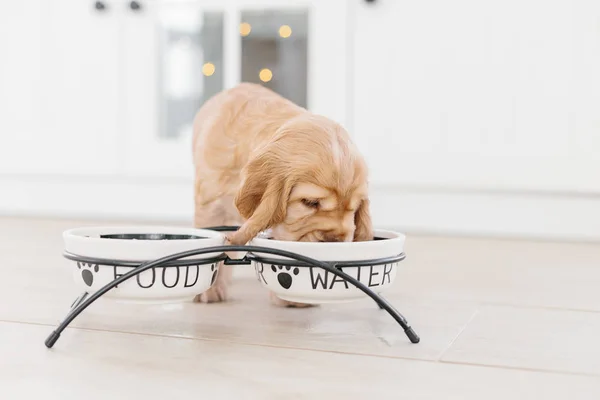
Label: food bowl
xmin=63 ymin=226 xmax=226 ymax=303
xmin=247 ymin=229 xmax=406 ymax=304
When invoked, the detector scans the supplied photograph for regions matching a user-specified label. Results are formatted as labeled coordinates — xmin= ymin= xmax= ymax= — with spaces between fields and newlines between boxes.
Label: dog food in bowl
xmin=247 ymin=229 xmax=406 ymax=304
xmin=63 ymin=226 xmax=226 ymax=303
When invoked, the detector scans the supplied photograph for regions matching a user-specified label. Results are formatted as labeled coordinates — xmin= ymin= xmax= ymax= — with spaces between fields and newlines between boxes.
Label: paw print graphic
xmin=271 ymin=265 xmax=299 ymax=289
xmin=77 ymin=262 xmax=99 ymax=287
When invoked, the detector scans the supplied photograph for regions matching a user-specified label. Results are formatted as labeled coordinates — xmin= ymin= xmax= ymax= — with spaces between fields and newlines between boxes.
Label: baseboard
xmin=1 ymin=176 xmax=599 ymax=242
xmin=0 ymin=176 xmax=195 ymax=224
xmin=368 ymin=187 xmax=600 ymax=242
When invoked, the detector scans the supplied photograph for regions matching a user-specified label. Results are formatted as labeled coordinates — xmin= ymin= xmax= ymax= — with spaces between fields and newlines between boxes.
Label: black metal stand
xmin=45 ymin=244 xmax=420 ymax=348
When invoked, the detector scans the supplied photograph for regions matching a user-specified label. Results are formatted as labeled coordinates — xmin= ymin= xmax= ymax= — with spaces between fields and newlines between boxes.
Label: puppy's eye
xmin=301 ymin=199 xmax=320 ymax=209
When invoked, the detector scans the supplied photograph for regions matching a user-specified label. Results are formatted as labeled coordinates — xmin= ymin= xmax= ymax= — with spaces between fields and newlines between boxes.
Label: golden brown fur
xmin=192 ymin=83 xmax=373 ymax=306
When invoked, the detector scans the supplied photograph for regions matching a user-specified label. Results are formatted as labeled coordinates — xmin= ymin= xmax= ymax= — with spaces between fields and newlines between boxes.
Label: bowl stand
xmin=45 ymin=244 xmax=420 ymax=348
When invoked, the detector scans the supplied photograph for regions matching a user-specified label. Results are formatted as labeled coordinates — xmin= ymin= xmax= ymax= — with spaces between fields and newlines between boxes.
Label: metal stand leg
xmin=373 ymin=296 xmax=420 ymax=343
xmin=45 ymin=292 xmax=89 ymax=348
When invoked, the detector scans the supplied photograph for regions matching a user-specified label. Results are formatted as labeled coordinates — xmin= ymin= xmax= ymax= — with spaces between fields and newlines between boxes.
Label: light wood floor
xmin=1 ymin=217 xmax=599 ymax=399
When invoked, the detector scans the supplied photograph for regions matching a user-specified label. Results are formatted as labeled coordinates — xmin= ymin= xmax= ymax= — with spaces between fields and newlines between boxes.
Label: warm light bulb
xmin=202 ymin=62 xmax=216 ymax=77
xmin=278 ymin=25 xmax=292 ymax=38
xmin=239 ymin=22 xmax=251 ymax=36
xmin=259 ymin=68 xmax=273 ymax=82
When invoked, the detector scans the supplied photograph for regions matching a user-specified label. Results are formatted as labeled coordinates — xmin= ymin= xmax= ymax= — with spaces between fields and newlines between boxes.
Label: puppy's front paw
xmin=224 ymin=233 xmax=247 ymax=260
xmin=194 ymin=263 xmax=231 ymax=303
xmin=269 ymin=291 xmax=315 ymax=308
xmin=194 ymin=283 xmax=228 ymax=303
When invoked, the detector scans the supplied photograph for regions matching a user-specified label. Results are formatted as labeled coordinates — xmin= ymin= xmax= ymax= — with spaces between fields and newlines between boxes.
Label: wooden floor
xmin=1 ymin=217 xmax=600 ymax=399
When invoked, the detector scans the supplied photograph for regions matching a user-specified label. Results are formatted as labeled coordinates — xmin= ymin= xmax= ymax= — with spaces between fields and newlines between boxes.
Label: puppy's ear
xmin=229 ymin=147 xmax=293 ymax=245
xmin=353 ymin=198 xmax=374 ymax=241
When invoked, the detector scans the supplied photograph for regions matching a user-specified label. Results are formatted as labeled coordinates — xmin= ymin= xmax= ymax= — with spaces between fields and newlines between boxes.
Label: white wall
xmin=1 ymin=0 xmax=599 ymax=242
xmin=350 ymin=0 xmax=600 ymax=241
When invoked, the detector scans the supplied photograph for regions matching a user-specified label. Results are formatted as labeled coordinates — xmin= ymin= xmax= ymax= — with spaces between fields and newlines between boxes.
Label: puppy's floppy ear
xmin=229 ymin=145 xmax=293 ymax=245
xmin=353 ymin=198 xmax=374 ymax=241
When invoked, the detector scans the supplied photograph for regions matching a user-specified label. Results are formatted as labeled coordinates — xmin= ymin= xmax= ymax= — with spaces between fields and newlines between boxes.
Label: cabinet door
xmin=0 ymin=1 xmax=45 ymax=174
xmin=353 ymin=0 xmax=600 ymax=193
xmin=121 ymin=0 xmax=224 ymax=179
xmin=122 ymin=0 xmax=349 ymax=178
xmin=0 ymin=0 xmax=121 ymax=175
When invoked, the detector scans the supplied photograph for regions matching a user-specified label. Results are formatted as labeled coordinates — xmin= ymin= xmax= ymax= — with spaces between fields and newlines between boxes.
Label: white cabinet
xmin=352 ymin=0 xmax=600 ymax=193
xmin=0 ymin=0 xmax=349 ymax=179
xmin=0 ymin=2 xmax=44 ymax=174
xmin=121 ymin=0 xmax=222 ymax=178
xmin=0 ymin=0 xmax=121 ymax=175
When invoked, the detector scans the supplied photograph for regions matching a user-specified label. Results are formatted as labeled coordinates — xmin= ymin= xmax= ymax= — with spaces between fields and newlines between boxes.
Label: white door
xmin=122 ymin=0 xmax=349 ymax=179
xmin=352 ymin=0 xmax=600 ymax=194
xmin=0 ymin=0 xmax=121 ymax=176
xmin=0 ymin=1 xmax=46 ymax=174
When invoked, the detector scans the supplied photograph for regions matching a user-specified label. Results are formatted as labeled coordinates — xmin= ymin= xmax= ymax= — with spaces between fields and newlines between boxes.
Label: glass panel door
xmin=123 ymin=0 xmax=348 ymax=178
xmin=237 ymin=0 xmax=350 ymax=128
xmin=158 ymin=9 xmax=224 ymax=139
xmin=240 ymin=9 xmax=308 ymax=108
xmin=123 ymin=1 xmax=227 ymax=178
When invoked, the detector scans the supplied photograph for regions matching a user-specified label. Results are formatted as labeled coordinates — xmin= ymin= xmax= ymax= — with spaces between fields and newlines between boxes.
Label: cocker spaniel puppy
xmin=192 ymin=83 xmax=373 ymax=307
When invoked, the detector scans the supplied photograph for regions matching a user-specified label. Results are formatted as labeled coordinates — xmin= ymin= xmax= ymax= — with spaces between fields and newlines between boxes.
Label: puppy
xmin=192 ymin=83 xmax=373 ymax=306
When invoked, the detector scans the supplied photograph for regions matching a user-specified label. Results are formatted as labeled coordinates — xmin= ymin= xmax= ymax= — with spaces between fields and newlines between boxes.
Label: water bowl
xmin=247 ymin=229 xmax=406 ymax=304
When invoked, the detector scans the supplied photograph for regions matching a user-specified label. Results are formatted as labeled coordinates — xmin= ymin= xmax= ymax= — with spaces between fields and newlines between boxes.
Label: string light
xmin=239 ymin=22 xmax=251 ymax=36
xmin=259 ymin=68 xmax=273 ymax=82
xmin=202 ymin=62 xmax=216 ymax=77
xmin=278 ymin=24 xmax=292 ymax=38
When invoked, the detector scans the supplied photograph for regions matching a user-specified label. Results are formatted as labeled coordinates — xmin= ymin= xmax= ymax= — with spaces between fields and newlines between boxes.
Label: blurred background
xmin=1 ymin=0 xmax=599 ymax=241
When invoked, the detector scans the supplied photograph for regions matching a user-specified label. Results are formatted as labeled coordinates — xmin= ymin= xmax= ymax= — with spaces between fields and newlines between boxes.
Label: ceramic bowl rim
xmin=250 ymin=228 xmax=404 ymax=248
xmin=63 ymin=225 xmax=226 ymax=262
xmin=63 ymin=226 xmax=224 ymax=244
xmin=247 ymin=229 xmax=406 ymax=263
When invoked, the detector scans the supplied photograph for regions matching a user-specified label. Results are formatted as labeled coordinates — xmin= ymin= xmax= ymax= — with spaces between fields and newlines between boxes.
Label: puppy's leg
xmin=194 ymin=262 xmax=231 ymax=303
xmin=269 ymin=292 xmax=314 ymax=308
xmin=193 ymin=197 xmax=241 ymax=303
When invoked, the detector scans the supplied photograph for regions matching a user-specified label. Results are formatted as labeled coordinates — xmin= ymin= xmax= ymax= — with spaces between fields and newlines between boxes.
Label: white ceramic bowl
xmin=63 ymin=226 xmax=226 ymax=303
xmin=248 ymin=229 xmax=406 ymax=304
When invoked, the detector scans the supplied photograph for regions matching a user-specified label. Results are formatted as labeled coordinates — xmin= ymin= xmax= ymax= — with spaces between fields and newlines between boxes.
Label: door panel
xmin=40 ymin=0 xmax=121 ymax=175
xmin=353 ymin=0 xmax=600 ymax=193
xmin=122 ymin=0 xmax=348 ymax=179
xmin=0 ymin=0 xmax=121 ymax=175
xmin=0 ymin=1 xmax=46 ymax=173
